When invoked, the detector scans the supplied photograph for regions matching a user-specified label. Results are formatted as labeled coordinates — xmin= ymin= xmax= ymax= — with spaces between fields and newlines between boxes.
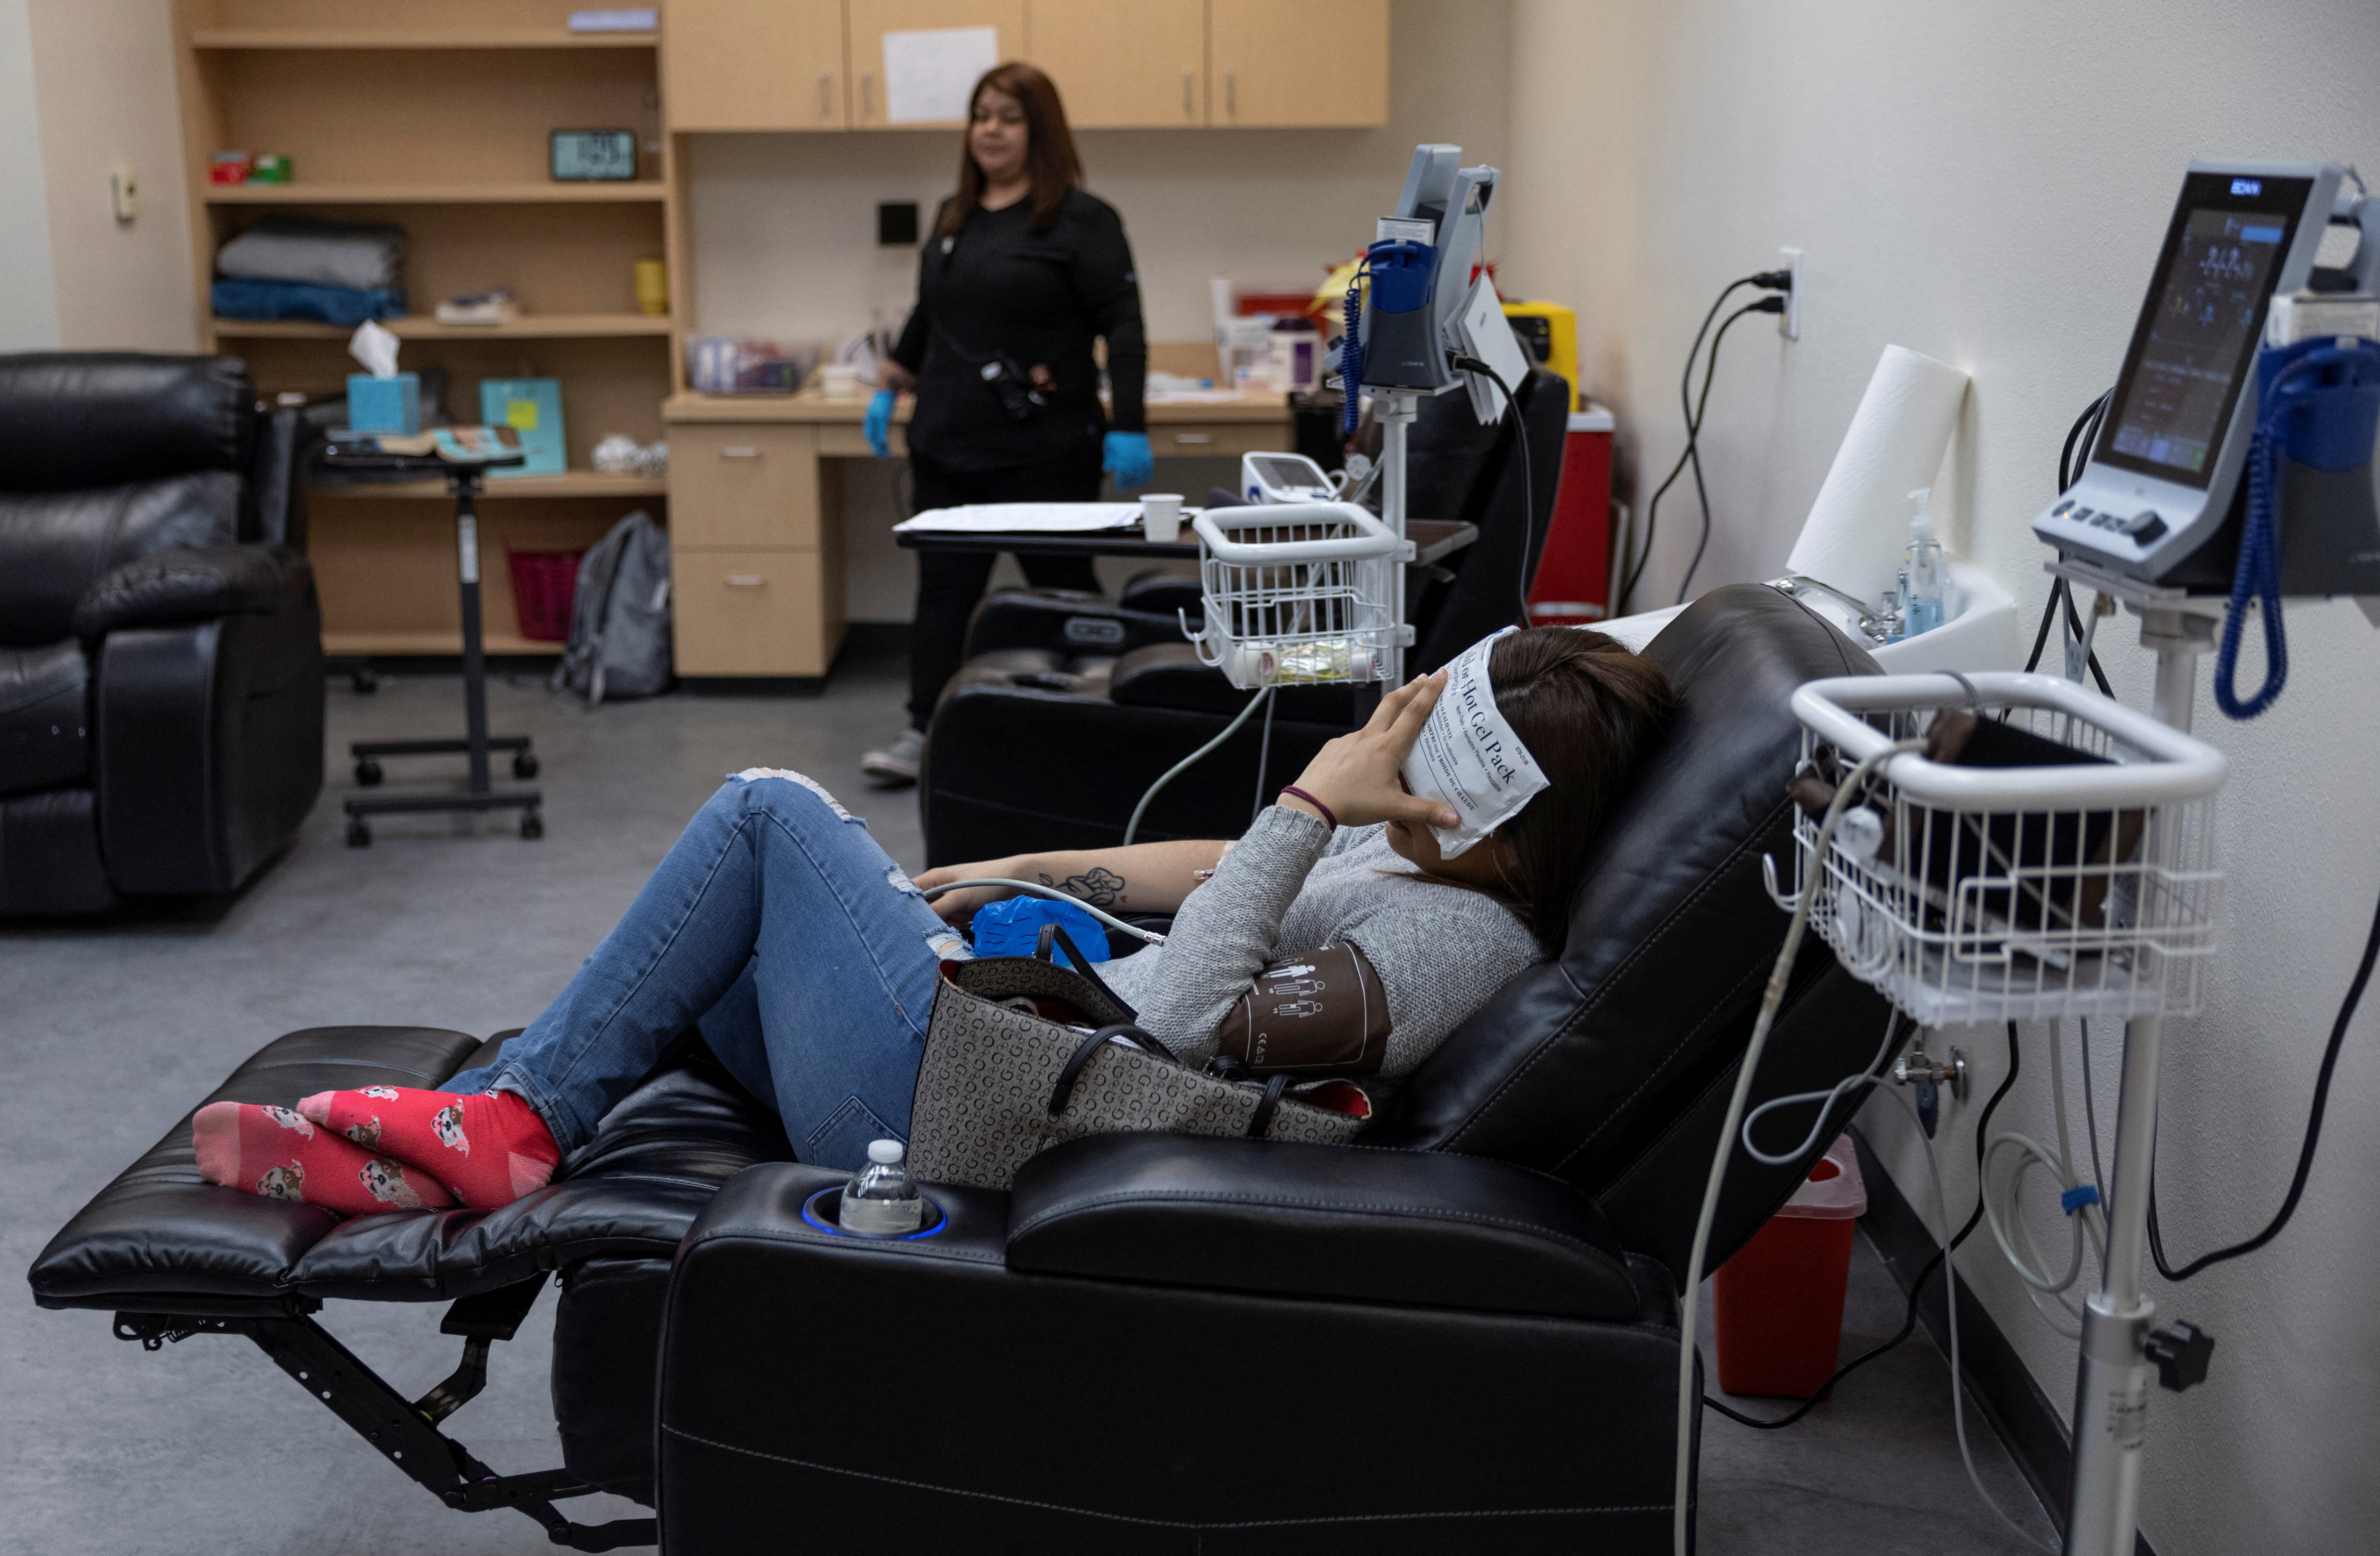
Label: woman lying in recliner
xmin=188 ymin=628 xmax=1672 ymax=1215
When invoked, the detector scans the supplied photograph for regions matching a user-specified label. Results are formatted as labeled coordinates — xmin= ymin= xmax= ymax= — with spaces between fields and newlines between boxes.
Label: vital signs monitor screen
xmin=2100 ymin=172 xmax=2313 ymax=489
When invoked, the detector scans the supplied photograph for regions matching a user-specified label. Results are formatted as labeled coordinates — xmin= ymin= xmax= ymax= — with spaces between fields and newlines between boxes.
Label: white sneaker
xmin=861 ymin=727 xmax=926 ymax=786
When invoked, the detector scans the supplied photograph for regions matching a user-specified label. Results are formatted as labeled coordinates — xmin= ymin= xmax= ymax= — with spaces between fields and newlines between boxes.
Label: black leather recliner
xmin=0 ymin=353 xmax=323 ymax=914
xmin=919 ymin=367 xmax=1572 ymax=865
xmin=30 ymin=585 xmax=1894 ymax=1554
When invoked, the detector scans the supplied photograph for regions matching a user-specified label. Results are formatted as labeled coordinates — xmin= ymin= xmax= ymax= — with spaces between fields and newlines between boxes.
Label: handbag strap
xmin=1245 ymin=1074 xmax=1291 ymax=1139
xmin=1050 ymin=1023 xmax=1176 ymax=1117
xmin=1036 ymin=922 xmax=1131 ymax=1016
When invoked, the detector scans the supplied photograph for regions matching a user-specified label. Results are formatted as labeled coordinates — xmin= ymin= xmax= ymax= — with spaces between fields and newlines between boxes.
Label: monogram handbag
xmin=906 ymin=928 xmax=1371 ymax=1189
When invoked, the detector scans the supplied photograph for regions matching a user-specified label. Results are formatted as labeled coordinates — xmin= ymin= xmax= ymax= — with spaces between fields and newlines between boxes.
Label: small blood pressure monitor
xmin=2032 ymin=161 xmax=2345 ymax=585
xmin=1240 ymin=451 xmax=1339 ymax=505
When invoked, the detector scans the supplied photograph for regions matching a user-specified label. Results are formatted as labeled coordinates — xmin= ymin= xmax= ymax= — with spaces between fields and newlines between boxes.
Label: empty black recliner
xmin=30 ymin=585 xmax=1894 ymax=1554
xmin=0 ymin=352 xmax=323 ymax=914
xmin=918 ymin=366 xmax=1571 ymax=866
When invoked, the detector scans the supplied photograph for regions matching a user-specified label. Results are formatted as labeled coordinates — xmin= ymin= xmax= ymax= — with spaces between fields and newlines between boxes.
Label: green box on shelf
xmin=477 ymin=378 xmax=566 ymax=478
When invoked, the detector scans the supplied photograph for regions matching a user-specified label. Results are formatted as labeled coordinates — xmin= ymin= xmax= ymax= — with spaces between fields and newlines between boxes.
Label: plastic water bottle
xmin=839 ymin=1139 xmax=922 ymax=1236
xmin=1902 ymin=487 xmax=1944 ymax=639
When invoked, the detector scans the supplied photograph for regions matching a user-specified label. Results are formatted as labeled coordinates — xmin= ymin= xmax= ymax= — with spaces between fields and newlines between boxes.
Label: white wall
xmin=24 ymin=0 xmax=197 ymax=353
xmin=1505 ymin=3 xmax=2380 ymax=1552
xmin=688 ymin=0 xmax=1511 ymax=620
xmin=0 ymin=0 xmax=62 ymax=350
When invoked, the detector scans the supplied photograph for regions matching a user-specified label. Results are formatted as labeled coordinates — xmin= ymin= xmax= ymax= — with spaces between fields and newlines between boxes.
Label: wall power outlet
xmin=1778 ymin=247 xmax=1803 ymax=340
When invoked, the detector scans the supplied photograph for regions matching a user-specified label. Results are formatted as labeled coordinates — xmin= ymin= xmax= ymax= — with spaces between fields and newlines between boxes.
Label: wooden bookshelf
xmin=213 ymin=313 xmax=672 ymax=340
xmin=175 ymin=0 xmax=678 ymax=659
xmin=193 ymin=29 xmax=659 ymax=50
xmin=204 ymin=182 xmax=670 ymax=205
xmin=323 ymin=473 xmax=669 ymax=500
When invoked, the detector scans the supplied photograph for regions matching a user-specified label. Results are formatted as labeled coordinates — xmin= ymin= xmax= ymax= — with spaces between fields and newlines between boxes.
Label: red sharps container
xmin=1712 ymin=1134 xmax=1868 ymax=1399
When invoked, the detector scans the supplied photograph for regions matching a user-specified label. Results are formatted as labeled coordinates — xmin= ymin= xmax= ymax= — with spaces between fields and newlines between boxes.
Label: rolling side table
xmin=321 ymin=439 xmax=543 ymax=846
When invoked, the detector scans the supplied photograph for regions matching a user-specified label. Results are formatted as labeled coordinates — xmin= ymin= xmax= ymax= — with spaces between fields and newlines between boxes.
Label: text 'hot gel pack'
xmin=1400 ymin=629 xmax=1548 ymax=858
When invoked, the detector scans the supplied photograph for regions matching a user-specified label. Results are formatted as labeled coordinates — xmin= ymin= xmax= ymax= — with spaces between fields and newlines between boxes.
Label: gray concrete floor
xmin=2 ymin=644 xmax=2055 ymax=1554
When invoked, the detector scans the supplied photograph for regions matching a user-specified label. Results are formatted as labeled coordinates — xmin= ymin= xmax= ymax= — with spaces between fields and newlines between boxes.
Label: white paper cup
xmin=1140 ymin=493 xmax=1184 ymax=543
xmin=818 ymin=363 xmax=860 ymax=400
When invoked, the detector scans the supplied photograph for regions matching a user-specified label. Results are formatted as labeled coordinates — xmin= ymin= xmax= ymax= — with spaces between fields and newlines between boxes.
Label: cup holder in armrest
xmin=799 ymin=1186 xmax=949 ymax=1241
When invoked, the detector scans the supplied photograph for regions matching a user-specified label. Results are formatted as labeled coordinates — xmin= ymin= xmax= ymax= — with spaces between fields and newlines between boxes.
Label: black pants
xmin=906 ymin=445 xmax=1103 ymax=729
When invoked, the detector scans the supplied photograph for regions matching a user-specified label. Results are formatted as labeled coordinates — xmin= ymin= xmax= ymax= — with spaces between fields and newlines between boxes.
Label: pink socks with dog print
xmin=191 ymin=1102 xmax=455 ymax=1215
xmin=194 ymin=1087 xmax=559 ymax=1214
xmin=297 ymin=1086 xmax=561 ymax=1209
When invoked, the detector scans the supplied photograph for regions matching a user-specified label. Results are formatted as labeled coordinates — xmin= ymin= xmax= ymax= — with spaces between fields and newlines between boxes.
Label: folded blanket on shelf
xmin=211 ymin=277 xmax=407 ymax=327
xmin=216 ymin=215 xmax=407 ymax=292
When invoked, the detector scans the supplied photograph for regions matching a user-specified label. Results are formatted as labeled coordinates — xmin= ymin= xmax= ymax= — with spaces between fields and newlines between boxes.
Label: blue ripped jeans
xmin=449 ymin=771 xmax=968 ymax=1171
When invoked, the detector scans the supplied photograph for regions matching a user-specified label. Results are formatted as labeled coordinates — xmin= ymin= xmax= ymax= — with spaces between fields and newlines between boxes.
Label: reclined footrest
xmin=112 ymin=1306 xmax=656 ymax=1549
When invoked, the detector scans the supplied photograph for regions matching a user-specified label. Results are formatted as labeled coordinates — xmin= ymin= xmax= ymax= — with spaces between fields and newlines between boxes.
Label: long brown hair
xmin=1483 ymin=628 xmax=1675 ymax=951
xmin=937 ymin=62 xmax=1081 ymax=238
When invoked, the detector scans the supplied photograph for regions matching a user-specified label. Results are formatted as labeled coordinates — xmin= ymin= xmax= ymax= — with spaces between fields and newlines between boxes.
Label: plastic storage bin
xmin=507 ymin=549 xmax=584 ymax=642
xmin=1712 ymin=1134 xmax=1867 ymax=1398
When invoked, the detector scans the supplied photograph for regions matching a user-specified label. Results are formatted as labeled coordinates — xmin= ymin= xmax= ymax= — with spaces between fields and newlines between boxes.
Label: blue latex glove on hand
xmin=863 ymin=389 xmax=895 ymax=459
xmin=1103 ymin=430 xmax=1154 ymax=490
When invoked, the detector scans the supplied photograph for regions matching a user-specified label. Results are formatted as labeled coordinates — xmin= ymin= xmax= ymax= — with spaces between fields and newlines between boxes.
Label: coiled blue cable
xmin=2214 ymin=413 xmax=2290 ymax=719
xmin=1340 ymin=269 xmax=1366 ymax=437
xmin=2214 ymin=338 xmax=2380 ymax=719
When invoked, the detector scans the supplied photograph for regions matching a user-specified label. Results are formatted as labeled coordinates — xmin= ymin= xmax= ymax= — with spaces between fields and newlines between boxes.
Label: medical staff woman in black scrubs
xmin=860 ymin=61 xmax=1151 ymax=785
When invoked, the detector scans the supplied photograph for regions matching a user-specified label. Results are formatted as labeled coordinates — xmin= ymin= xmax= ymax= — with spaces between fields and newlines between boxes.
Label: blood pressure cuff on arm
xmin=1213 ymin=942 xmax=1390 ymax=1076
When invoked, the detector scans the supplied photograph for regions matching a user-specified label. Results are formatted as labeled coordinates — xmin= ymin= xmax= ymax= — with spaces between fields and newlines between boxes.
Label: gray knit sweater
xmin=1099 ymin=806 xmax=1543 ymax=1076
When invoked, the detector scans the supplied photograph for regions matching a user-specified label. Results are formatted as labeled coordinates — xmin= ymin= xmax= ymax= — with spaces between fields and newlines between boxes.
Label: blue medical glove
xmin=1103 ymin=430 xmax=1154 ymax=489
xmin=863 ymin=389 xmax=895 ymax=459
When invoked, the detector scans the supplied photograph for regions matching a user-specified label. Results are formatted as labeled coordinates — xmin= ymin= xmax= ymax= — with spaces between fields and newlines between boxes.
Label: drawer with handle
xmin=1155 ymin=422 xmax=1281 ymax=458
xmin=668 ymin=425 xmax=819 ymax=548
xmin=672 ymin=549 xmax=833 ymax=677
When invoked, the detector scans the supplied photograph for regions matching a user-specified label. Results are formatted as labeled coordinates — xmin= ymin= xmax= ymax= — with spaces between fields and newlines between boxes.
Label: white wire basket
xmin=1191 ymin=502 xmax=1410 ymax=689
xmin=1773 ymin=672 xmax=2228 ymax=1028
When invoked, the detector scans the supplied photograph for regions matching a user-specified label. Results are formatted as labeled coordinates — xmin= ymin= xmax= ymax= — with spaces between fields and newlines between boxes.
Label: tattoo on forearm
xmin=1041 ymin=867 xmax=1126 ymax=907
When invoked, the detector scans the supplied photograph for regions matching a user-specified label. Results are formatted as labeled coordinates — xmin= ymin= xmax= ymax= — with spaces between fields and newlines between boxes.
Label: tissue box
xmin=346 ymin=372 xmax=420 ymax=434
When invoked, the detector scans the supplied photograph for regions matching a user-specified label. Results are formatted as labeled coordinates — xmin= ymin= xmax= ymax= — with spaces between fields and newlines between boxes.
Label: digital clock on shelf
xmin=550 ymin=129 xmax=638 ymax=182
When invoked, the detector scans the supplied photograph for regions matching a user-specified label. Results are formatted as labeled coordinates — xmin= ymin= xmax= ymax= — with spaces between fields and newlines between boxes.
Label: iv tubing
xmin=1671 ymin=737 xmax=1922 ymax=1556
xmin=1122 ymin=685 xmax=1273 ymax=846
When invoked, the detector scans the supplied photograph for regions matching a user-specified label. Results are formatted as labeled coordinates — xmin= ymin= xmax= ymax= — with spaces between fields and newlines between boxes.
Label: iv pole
xmin=2046 ymin=556 xmax=2222 ymax=1556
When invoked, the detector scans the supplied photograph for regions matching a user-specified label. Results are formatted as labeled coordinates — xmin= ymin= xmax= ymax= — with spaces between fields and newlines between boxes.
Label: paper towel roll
xmin=1788 ymin=345 xmax=1969 ymax=611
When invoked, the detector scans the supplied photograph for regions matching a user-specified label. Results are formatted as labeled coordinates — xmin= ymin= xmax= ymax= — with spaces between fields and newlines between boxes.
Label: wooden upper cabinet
xmin=1026 ymin=0 xmax=1204 ymax=129
xmin=1209 ymin=0 xmax=1387 ymax=127
xmin=665 ymin=0 xmax=849 ymax=131
xmin=848 ymin=0 xmax=1028 ymax=130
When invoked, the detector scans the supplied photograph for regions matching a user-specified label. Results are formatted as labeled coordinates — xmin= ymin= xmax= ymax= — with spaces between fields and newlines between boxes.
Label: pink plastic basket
xmin=507 ymin=549 xmax=583 ymax=642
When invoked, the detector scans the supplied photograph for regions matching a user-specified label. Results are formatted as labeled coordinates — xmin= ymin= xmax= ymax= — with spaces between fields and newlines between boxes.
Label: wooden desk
xmin=660 ymin=389 xmax=1296 ymax=681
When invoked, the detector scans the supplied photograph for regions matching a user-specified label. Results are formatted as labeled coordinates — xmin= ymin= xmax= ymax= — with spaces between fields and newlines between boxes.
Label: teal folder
xmin=477 ymin=378 xmax=566 ymax=477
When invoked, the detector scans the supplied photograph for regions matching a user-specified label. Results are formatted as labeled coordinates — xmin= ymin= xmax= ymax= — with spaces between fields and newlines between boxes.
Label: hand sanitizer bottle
xmin=839 ymin=1139 xmax=922 ymax=1236
xmin=1902 ymin=488 xmax=1944 ymax=640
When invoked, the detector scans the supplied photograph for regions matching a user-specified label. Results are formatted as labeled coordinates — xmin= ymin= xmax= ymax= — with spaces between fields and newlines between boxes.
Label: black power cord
xmin=1447 ymin=353 xmax=1536 ymax=625
xmin=1672 ymin=297 xmax=1784 ymax=605
xmin=1616 ymin=271 xmax=1792 ymax=612
xmin=2024 ymin=391 xmax=2116 ymax=697
xmin=2146 ymin=878 xmax=2380 ymax=1281
xmin=1704 ymin=1020 xmax=2024 ymax=1431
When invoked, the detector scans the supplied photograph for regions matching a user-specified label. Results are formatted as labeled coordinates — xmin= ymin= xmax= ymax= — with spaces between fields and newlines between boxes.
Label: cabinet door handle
xmin=726 ymin=575 xmax=766 ymax=587
xmin=719 ymin=446 xmax=762 ymax=459
xmin=819 ymin=71 xmax=832 ymax=118
xmin=1225 ymin=69 xmax=1236 ymax=116
xmin=1182 ymin=69 xmax=1193 ymax=117
xmin=1173 ymin=432 xmax=1213 ymax=445
xmin=861 ymin=71 xmax=873 ymax=120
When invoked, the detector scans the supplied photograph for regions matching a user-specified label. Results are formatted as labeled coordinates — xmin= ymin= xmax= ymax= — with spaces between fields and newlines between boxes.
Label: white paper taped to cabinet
xmin=1400 ymin=629 xmax=1547 ymax=859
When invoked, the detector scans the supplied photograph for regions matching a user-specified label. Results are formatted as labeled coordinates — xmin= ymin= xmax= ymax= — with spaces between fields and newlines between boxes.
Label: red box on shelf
xmin=1712 ymin=1134 xmax=1868 ymax=1399
xmin=1526 ymin=405 xmax=1615 ymax=627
